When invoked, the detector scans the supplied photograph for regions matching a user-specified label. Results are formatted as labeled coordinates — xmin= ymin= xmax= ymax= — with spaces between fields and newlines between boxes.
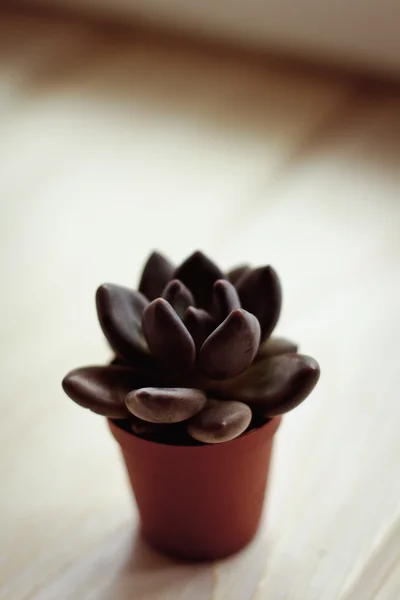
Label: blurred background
xmin=1 ymin=2 xmax=400 ymax=600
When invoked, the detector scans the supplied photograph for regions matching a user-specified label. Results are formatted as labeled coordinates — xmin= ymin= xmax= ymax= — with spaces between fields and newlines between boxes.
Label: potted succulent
xmin=62 ymin=251 xmax=320 ymax=560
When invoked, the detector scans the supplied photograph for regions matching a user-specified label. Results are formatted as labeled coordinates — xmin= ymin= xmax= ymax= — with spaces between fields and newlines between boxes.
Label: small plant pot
xmin=108 ymin=416 xmax=282 ymax=561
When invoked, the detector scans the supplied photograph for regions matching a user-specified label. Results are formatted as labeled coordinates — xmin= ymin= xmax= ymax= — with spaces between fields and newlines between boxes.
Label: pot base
xmin=142 ymin=526 xmax=259 ymax=561
xmin=109 ymin=416 xmax=281 ymax=561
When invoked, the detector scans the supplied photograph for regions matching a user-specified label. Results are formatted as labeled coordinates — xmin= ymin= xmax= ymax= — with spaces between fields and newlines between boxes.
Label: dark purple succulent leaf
xmin=227 ymin=265 xmax=251 ymax=285
xmin=126 ymin=387 xmax=207 ymax=423
xmin=217 ymin=353 xmax=320 ymax=417
xmin=256 ymin=336 xmax=298 ymax=360
xmin=96 ymin=284 xmax=153 ymax=367
xmin=142 ymin=298 xmax=195 ymax=373
xmin=162 ymin=279 xmax=194 ymax=319
xmin=62 ymin=365 xmax=143 ymax=418
xmin=187 ymin=399 xmax=252 ymax=443
xmin=184 ymin=307 xmax=215 ymax=350
xmin=138 ymin=251 xmax=174 ymax=301
xmin=236 ymin=265 xmax=282 ymax=342
xmin=109 ymin=355 xmax=128 ymax=366
xmin=173 ymin=251 xmax=224 ymax=310
xmin=212 ymin=279 xmax=241 ymax=323
xmin=199 ymin=308 xmax=261 ymax=380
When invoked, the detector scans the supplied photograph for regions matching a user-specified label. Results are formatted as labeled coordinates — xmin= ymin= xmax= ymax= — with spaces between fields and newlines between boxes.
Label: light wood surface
xmin=1 ymin=7 xmax=400 ymax=600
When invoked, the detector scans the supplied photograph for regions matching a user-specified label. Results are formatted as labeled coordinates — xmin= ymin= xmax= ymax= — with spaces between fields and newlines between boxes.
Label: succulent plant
xmin=62 ymin=251 xmax=320 ymax=444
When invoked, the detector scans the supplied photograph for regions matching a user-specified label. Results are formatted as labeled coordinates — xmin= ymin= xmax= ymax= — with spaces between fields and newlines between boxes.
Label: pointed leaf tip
xmin=142 ymin=298 xmax=195 ymax=373
xmin=184 ymin=306 xmax=215 ymax=350
xmin=139 ymin=251 xmax=174 ymax=301
xmin=96 ymin=284 xmax=151 ymax=365
xmin=212 ymin=279 xmax=241 ymax=323
xmin=162 ymin=279 xmax=194 ymax=318
xmin=174 ymin=251 xmax=223 ymax=310
xmin=199 ymin=308 xmax=261 ymax=379
xmin=236 ymin=265 xmax=282 ymax=341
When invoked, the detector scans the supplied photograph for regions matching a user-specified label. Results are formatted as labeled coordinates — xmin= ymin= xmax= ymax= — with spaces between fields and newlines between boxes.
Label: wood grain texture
xmin=1 ymin=7 xmax=399 ymax=600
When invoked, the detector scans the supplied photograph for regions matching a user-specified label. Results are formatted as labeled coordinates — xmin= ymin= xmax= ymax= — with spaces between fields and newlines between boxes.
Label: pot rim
xmin=108 ymin=414 xmax=282 ymax=453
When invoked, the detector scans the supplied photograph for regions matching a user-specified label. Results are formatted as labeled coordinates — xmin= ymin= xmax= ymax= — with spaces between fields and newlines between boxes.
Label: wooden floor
xmin=1 ymin=7 xmax=400 ymax=600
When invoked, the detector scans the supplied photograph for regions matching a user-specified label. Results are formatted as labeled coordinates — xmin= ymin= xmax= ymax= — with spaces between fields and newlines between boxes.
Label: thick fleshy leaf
xmin=139 ymin=251 xmax=174 ymax=301
xmin=173 ymin=251 xmax=223 ymax=310
xmin=62 ymin=366 xmax=140 ymax=418
xmin=126 ymin=387 xmax=207 ymax=423
xmin=142 ymin=298 xmax=195 ymax=372
xmin=212 ymin=279 xmax=241 ymax=323
xmin=162 ymin=279 xmax=194 ymax=319
xmin=96 ymin=284 xmax=152 ymax=366
xmin=256 ymin=336 xmax=298 ymax=360
xmin=199 ymin=308 xmax=261 ymax=379
xmin=218 ymin=353 xmax=320 ymax=417
xmin=227 ymin=265 xmax=250 ymax=285
xmin=184 ymin=307 xmax=215 ymax=350
xmin=236 ymin=266 xmax=282 ymax=341
xmin=187 ymin=399 xmax=252 ymax=443
xmin=109 ymin=356 xmax=127 ymax=366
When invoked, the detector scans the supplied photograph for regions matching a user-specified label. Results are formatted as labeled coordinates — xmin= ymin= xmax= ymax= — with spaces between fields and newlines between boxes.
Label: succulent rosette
xmin=62 ymin=251 xmax=320 ymax=444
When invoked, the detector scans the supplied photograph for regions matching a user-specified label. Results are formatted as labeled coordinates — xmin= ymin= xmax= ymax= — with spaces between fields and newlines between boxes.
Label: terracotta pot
xmin=108 ymin=416 xmax=281 ymax=561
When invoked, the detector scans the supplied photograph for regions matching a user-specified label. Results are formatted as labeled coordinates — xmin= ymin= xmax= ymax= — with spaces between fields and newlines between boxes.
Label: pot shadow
xmin=103 ymin=527 xmax=270 ymax=600
xmin=210 ymin=523 xmax=272 ymax=600
xmin=9 ymin=514 xmax=213 ymax=600
xmin=93 ymin=528 xmax=214 ymax=600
